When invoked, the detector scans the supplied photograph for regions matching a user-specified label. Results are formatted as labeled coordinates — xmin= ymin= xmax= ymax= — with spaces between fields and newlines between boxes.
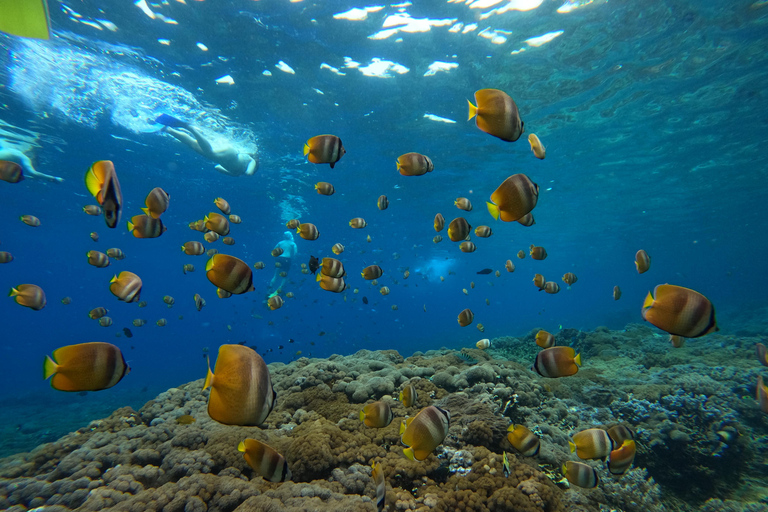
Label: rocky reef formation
xmin=1 ymin=324 xmax=767 ymax=511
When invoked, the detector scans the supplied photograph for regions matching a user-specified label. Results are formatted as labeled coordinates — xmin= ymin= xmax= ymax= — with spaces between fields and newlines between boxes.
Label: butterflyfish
xmin=204 ymin=212 xmax=230 ymax=236
xmin=304 ymin=134 xmax=345 ymax=168
xmin=0 ymin=160 xmax=23 ymax=182
xmin=315 ymin=182 xmax=335 ymax=195
xmin=533 ymin=274 xmax=546 ymax=290
xmin=360 ymin=401 xmax=394 ymax=428
xmin=506 ymin=424 xmax=540 ymax=456
xmin=607 ymin=425 xmax=634 ymax=445
xmin=271 ymin=247 xmax=284 ymax=257
xmin=286 ymin=219 xmax=300 ymax=229
xmin=109 ymin=271 xmax=142 ymax=302
xmin=371 ymin=461 xmax=385 ymax=512
xmin=214 ymin=197 xmax=231 ymax=215
xmin=543 ymin=282 xmax=560 ymax=294
xmin=9 ymin=284 xmax=46 ymax=310
xmin=505 ymin=260 xmax=515 ymax=272
xmin=535 ymin=330 xmax=555 ymax=348
xmin=216 ymin=288 xmax=231 ymax=299
xmin=458 ymin=308 xmax=474 ymax=327
xmin=0 ymin=251 xmax=13 ymax=263
xmin=297 ymin=223 xmax=319 ymax=240
xmin=205 ymin=254 xmax=255 ymax=294
xmin=204 ymin=232 xmax=220 ymax=243
xmin=20 ymin=215 xmax=40 ymax=227
xmin=362 ymin=265 xmax=383 ymax=280
xmin=400 ymin=405 xmax=450 ymax=461
xmin=670 ymin=334 xmax=685 ymax=348
xmin=163 ymin=295 xmax=175 ymax=306
xmin=156 ymin=318 xmax=167 ymax=327
xmin=84 ymin=160 xmax=123 ymax=229
xmin=396 ymin=152 xmax=433 ymax=176
xmin=399 ymin=384 xmax=417 ymax=407
xmin=127 ymin=215 xmax=167 ymax=239
xmin=332 ymin=243 xmax=345 ymax=255
xmin=321 ymin=257 xmax=345 ymax=278
xmin=517 ymin=250 xmax=526 ymax=259
xmin=530 ymin=245 xmax=547 ymax=260
xmin=517 ymin=213 xmax=535 ymax=227
xmin=194 ymin=293 xmax=206 ymax=310
xmin=229 ymin=214 xmax=242 ymax=224
xmin=90 ymin=232 xmax=99 ymax=242
xmin=468 ymin=89 xmax=524 ymax=142
xmin=144 ymin=187 xmax=170 ymax=218
xmin=533 ymin=346 xmax=581 ymax=378
xmin=105 ymin=248 xmax=125 ymax=260
xmin=89 ymin=307 xmax=108 ymax=319
xmin=474 ymin=226 xmax=492 ymax=238
xmin=562 ymin=461 xmax=598 ymax=488
xmin=528 ymin=133 xmax=546 ymax=159
xmin=268 ymin=295 xmax=283 ymax=310
xmin=635 ymin=250 xmax=651 ymax=273
xmin=613 ymin=286 xmax=622 ymax=300
xmin=83 ymin=205 xmax=102 ymax=216
xmin=459 ymin=241 xmax=476 ymax=253
xmin=434 ymin=213 xmax=445 ymax=232
xmin=60 ymin=297 xmax=72 ymax=305
xmin=238 ymin=438 xmax=292 ymax=482
xmin=317 ymin=274 xmax=346 ymax=293
xmin=476 ymin=338 xmax=490 ymax=349
xmin=253 ymin=261 xmax=266 ymax=270
xmin=87 ymin=250 xmax=110 ymax=268
xmin=641 ymin=284 xmax=717 ymax=338
xmin=183 ymin=241 xmax=205 ymax=255
xmin=44 ymin=342 xmax=129 ymax=392
xmin=562 ymin=273 xmax=578 ymax=286
xmin=132 ymin=318 xmax=147 ymax=327
xmin=350 ymin=217 xmax=367 ymax=229
xmin=570 ymin=428 xmax=614 ymax=460
xmin=607 ymin=440 xmax=636 ymax=475
xmin=486 ymin=174 xmax=539 ymax=222
xmin=377 ymin=195 xmax=389 ymax=210
xmin=455 ymin=197 xmax=472 ymax=211
xmin=189 ymin=219 xmax=206 ymax=232
xmin=447 ymin=217 xmax=471 ymax=242
xmin=203 ymin=344 xmax=276 ymax=426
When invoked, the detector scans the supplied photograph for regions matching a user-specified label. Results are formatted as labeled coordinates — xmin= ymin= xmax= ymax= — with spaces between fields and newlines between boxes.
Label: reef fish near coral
xmin=642 ymin=284 xmax=718 ymax=338
xmin=507 ymin=424 xmax=540 ymax=457
xmin=43 ymin=342 xmax=130 ymax=392
xmin=238 ymin=438 xmax=292 ymax=482
xmin=203 ymin=344 xmax=276 ymax=426
xmin=360 ymin=401 xmax=394 ymax=428
xmin=371 ymin=461 xmax=385 ymax=512
xmin=400 ymin=405 xmax=450 ymax=461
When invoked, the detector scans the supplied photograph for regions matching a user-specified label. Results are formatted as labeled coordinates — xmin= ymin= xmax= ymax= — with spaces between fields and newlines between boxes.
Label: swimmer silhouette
xmin=268 ymin=231 xmax=298 ymax=297
xmin=0 ymin=142 xmax=62 ymax=182
xmin=154 ymin=114 xmax=258 ymax=177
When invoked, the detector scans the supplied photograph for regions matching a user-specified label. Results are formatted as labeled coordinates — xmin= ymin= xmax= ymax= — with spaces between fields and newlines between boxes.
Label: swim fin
xmin=0 ymin=0 xmax=51 ymax=40
xmin=154 ymin=113 xmax=190 ymax=129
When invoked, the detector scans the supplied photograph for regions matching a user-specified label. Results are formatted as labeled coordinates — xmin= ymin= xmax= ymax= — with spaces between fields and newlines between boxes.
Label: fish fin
xmin=141 ymin=207 xmax=150 ymax=215
xmin=0 ymin=0 xmax=51 ymax=40
xmin=8 ymin=287 xmax=19 ymax=297
xmin=403 ymin=447 xmax=416 ymax=461
xmin=569 ymin=441 xmax=576 ymax=453
xmin=202 ymin=356 xmax=214 ymax=390
xmin=110 ymin=275 xmax=118 ymax=284
xmin=561 ymin=463 xmax=568 ymax=475
xmin=330 ymin=161 xmax=335 ymax=169
xmin=467 ymin=99 xmax=477 ymax=121
xmin=642 ymin=291 xmax=654 ymax=310
xmin=359 ymin=410 xmax=366 ymax=423
xmin=316 ymin=274 xmax=322 ymax=282
xmin=205 ymin=257 xmax=215 ymax=272
xmin=43 ymin=355 xmax=57 ymax=379
xmin=573 ymin=353 xmax=582 ymax=367
xmin=303 ymin=143 xmax=310 ymax=156
xmin=486 ymin=202 xmax=500 ymax=221
xmin=181 ymin=245 xmax=186 ymax=252
xmin=154 ymin=113 xmax=189 ymax=129
xmin=237 ymin=440 xmax=246 ymax=452
xmin=127 ymin=221 xmax=134 ymax=232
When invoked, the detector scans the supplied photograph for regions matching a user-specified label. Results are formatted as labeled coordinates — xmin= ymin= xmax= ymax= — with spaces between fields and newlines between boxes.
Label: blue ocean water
xmin=0 ymin=0 xmax=766 ymax=458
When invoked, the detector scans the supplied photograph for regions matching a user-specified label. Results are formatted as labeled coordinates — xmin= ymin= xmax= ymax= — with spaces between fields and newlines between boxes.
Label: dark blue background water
xmin=1 ymin=0 xmax=767 ymax=453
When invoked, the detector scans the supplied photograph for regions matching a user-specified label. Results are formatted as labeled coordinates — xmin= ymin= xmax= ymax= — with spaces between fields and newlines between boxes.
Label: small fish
xmin=396 ymin=152 xmax=433 ymax=176
xmin=144 ymin=187 xmax=170 ymax=218
xmin=362 ymin=296 xmax=369 ymax=304
xmin=447 ymin=217 xmax=470 ymax=242
xmin=206 ymin=254 xmax=254 ymax=294
xmin=182 ymin=241 xmax=205 ymax=255
xmin=670 ymin=334 xmax=685 ymax=348
xmin=315 ymin=181 xmax=335 ymax=195
xmin=253 ymin=261 xmax=266 ymax=270
xmin=642 ymin=284 xmax=717 ymax=338
xmin=613 ymin=286 xmax=622 ymax=300
xmin=455 ymin=197 xmax=472 ymax=211
xmin=505 ymin=260 xmax=515 ymax=272
xmin=204 ymin=212 xmax=230 ymax=236
xmin=229 ymin=214 xmax=242 ymax=224
xmin=468 ymin=88 xmax=523 ymax=142
xmin=459 ymin=241 xmax=476 ymax=253
xmin=477 ymin=323 xmax=485 ymax=333
xmin=61 ymin=297 xmax=72 ymax=305
xmin=176 ymin=414 xmax=196 ymax=425
xmin=377 ymin=195 xmax=389 ymax=210
xmin=474 ymin=226 xmax=492 ymax=238
xmin=217 ymin=288 xmax=232 ymax=299
xmin=317 ymin=274 xmax=346 ymax=293
xmin=0 ymin=251 xmax=13 ymax=263
xmin=433 ymin=235 xmax=442 ymax=243
xmin=106 ymin=248 xmax=125 ymax=260
xmin=360 ymin=401 xmax=394 ymax=428
xmin=89 ymin=307 xmax=109 ymax=320
xmin=123 ymin=327 xmax=133 ymax=338
xmin=84 ymin=160 xmax=123 ymax=229
xmin=562 ymin=461 xmax=598 ymax=489
xmin=543 ymin=281 xmax=560 ymax=294
xmin=570 ymin=428 xmax=614 ymax=460
xmin=458 ymin=308 xmax=474 ymax=327
xmin=87 ymin=250 xmax=110 ymax=268
xmin=271 ymin=247 xmax=284 ymax=257
xmin=268 ymin=295 xmax=284 ymax=310
xmin=607 ymin=425 xmax=635 ymax=445
xmin=98 ymin=316 xmax=113 ymax=327
xmin=127 ymin=215 xmax=167 ymax=238
xmin=9 ymin=284 xmax=46 ymax=310
xmin=156 ymin=318 xmax=167 ymax=327
xmin=379 ymin=286 xmax=390 ymax=296
xmin=635 ymin=249 xmax=651 ymax=274
xmin=90 ymin=232 xmax=99 ymax=242
xmin=533 ymin=346 xmax=581 ymax=378
xmin=535 ymin=330 xmax=554 ymax=348
xmin=434 ymin=213 xmax=445 ymax=232
xmin=476 ymin=338 xmax=490 ymax=349
xmin=0 ymin=160 xmax=23 ymax=183
xmin=562 ymin=273 xmax=578 ymax=286
xmin=163 ymin=295 xmax=175 ymax=306
xmin=304 ymin=134 xmax=345 ymax=168
xmin=502 ymin=452 xmax=511 ymax=477
xmin=109 ymin=272 xmax=142 ymax=303
xmin=756 ymin=343 xmax=768 ymax=367
xmin=517 ymin=212 xmax=535 ymax=227
xmin=507 ymin=424 xmax=540 ymax=456
xmin=44 ymin=342 xmax=129 ymax=392
xmin=308 ymin=256 xmax=320 ymax=274
xmin=194 ymin=294 xmax=206 ymax=311
xmin=332 ymin=243 xmax=344 ymax=255
xmin=297 ymin=223 xmax=319 ymax=240
xmin=400 ymin=405 xmax=450 ymax=461
xmin=183 ymin=263 xmax=196 ymax=274
xmin=214 ymin=197 xmax=231 ymax=215
xmin=533 ymin=274 xmax=546 ymax=290
xmin=607 ymin=440 xmax=636 ymax=475
xmin=517 ymin=250 xmax=525 ymax=259
xmin=362 ymin=265 xmax=383 ymax=280
xmin=286 ymin=219 xmax=300 ymax=229
xmin=20 ymin=215 xmax=40 ymax=227
xmin=371 ymin=461 xmax=385 ymax=512
xmin=486 ymin=174 xmax=539 ymax=222
xmin=238 ymin=438 xmax=292 ymax=482
xmin=528 ymin=133 xmax=546 ymax=159
xmin=399 ymin=384 xmax=417 ymax=407
xmin=477 ymin=269 xmax=493 ymax=275
xmin=757 ymin=375 xmax=768 ymax=414
xmin=320 ymin=257 xmax=345 ymax=278
xmin=350 ymin=217 xmax=367 ymax=229
xmin=529 ymin=245 xmax=547 ymax=260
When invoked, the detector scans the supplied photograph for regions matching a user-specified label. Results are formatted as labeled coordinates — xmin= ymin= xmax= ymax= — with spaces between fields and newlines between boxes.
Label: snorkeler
xmin=268 ymin=231 xmax=298 ymax=297
xmin=0 ymin=142 xmax=63 ymax=182
xmin=154 ymin=114 xmax=258 ymax=177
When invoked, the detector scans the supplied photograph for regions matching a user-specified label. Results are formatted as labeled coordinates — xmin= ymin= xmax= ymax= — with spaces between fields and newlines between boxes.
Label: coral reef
xmin=1 ymin=326 xmax=767 ymax=511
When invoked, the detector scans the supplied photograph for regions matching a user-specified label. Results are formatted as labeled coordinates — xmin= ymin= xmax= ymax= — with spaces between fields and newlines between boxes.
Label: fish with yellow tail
xmin=570 ymin=428 xmax=614 ymax=460
xmin=641 ymin=284 xmax=717 ymax=338
xmin=109 ymin=271 xmax=142 ymax=302
xmin=507 ymin=424 xmax=540 ymax=456
xmin=204 ymin=212 xmax=230 ymax=236
xmin=84 ymin=160 xmax=123 ymax=228
xmin=399 ymin=383 xmax=417 ymax=407
xmin=400 ymin=405 xmax=450 ymax=461
xmin=635 ymin=249 xmax=651 ymax=273
xmin=476 ymin=339 xmax=490 ymax=350
xmin=371 ymin=462 xmax=386 ymax=512
xmin=535 ymin=330 xmax=554 ymax=348
xmin=214 ymin=197 xmax=231 ymax=215
xmin=44 ymin=342 xmax=129 ymax=392
xmin=203 ymin=344 xmax=275 ymax=426
xmin=562 ymin=461 xmax=598 ymax=488
xmin=533 ymin=346 xmax=581 ymax=378
xmin=9 ymin=284 xmax=46 ymax=310
xmin=467 ymin=88 xmax=524 ymax=142
xmin=304 ymin=134 xmax=345 ymax=168
xmin=396 ymin=152 xmax=433 ymax=176
xmin=458 ymin=308 xmax=474 ymax=327
xmin=486 ymin=174 xmax=539 ymax=222
xmin=528 ymin=133 xmax=546 ymax=159
xmin=447 ymin=217 xmax=470 ymax=242
xmin=360 ymin=401 xmax=394 ymax=428
xmin=127 ymin=214 xmax=167 ymax=238
xmin=205 ymin=254 xmax=255 ymax=294
xmin=238 ymin=438 xmax=291 ymax=482
xmin=144 ymin=187 xmax=170 ymax=218
xmin=607 ymin=439 xmax=636 ymax=475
